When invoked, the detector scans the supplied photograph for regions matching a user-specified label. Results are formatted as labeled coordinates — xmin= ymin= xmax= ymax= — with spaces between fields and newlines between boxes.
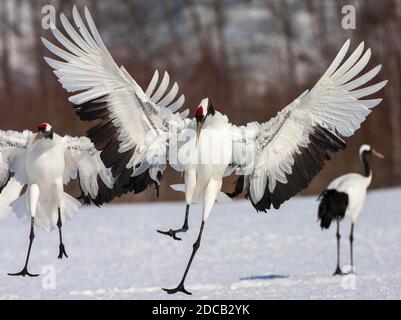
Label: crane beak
xmin=32 ymin=132 xmax=44 ymax=145
xmin=196 ymin=125 xmax=202 ymax=144
xmin=196 ymin=118 xmax=204 ymax=144
xmin=372 ymin=149 xmax=384 ymax=159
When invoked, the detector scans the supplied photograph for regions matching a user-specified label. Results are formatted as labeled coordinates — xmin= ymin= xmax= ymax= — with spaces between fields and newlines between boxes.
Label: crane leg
xmin=333 ymin=219 xmax=344 ymax=276
xmin=158 ymin=170 xmax=196 ymax=241
xmin=163 ymin=179 xmax=220 ymax=295
xmin=57 ymin=208 xmax=68 ymax=259
xmin=157 ymin=205 xmax=190 ymax=241
xmin=348 ymin=223 xmax=355 ymax=274
xmin=8 ymin=217 xmax=39 ymax=277
xmin=162 ymin=220 xmax=205 ymax=295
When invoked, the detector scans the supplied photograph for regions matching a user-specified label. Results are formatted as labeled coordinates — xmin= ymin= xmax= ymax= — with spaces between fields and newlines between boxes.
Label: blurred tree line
xmin=0 ymin=0 xmax=400 ymax=203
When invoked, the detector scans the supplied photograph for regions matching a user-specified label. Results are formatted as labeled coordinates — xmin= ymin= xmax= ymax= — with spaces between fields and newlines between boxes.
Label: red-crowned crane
xmin=42 ymin=6 xmax=387 ymax=294
xmin=0 ymin=124 xmax=114 ymax=277
xmin=318 ymin=145 xmax=384 ymax=276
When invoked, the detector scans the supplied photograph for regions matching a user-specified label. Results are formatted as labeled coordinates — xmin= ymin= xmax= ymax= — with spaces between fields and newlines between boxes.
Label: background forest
xmin=0 ymin=0 xmax=400 ymax=202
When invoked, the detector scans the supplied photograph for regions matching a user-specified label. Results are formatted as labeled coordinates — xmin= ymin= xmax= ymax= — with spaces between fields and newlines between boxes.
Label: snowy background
xmin=0 ymin=187 xmax=400 ymax=300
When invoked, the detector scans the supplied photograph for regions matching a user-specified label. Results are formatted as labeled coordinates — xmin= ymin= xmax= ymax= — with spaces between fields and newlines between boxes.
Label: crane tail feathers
xmin=317 ymin=190 xmax=348 ymax=229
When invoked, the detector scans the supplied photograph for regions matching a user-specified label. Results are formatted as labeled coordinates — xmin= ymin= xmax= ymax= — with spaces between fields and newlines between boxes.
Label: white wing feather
xmin=0 ymin=130 xmax=31 ymax=186
xmin=64 ymin=136 xmax=114 ymax=199
xmin=43 ymin=6 xmax=188 ymax=181
xmin=234 ymin=40 xmax=386 ymax=209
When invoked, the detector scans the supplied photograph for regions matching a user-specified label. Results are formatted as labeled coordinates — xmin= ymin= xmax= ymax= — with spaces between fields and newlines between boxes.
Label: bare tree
xmin=30 ymin=0 xmax=48 ymax=104
xmin=122 ymin=0 xmax=153 ymax=61
xmin=0 ymin=0 xmax=13 ymax=96
xmin=161 ymin=1 xmax=185 ymax=57
xmin=265 ymin=0 xmax=297 ymax=88
xmin=305 ymin=0 xmax=331 ymax=59
xmin=186 ymin=0 xmax=209 ymax=52
xmin=210 ymin=0 xmax=233 ymax=106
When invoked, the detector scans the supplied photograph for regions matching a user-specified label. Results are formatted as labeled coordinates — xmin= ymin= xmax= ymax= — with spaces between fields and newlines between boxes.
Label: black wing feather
xmin=74 ymin=95 xmax=161 ymax=205
xmin=230 ymin=125 xmax=346 ymax=212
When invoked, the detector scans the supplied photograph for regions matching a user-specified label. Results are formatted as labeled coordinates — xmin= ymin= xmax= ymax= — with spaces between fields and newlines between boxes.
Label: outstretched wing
xmin=64 ymin=136 xmax=114 ymax=206
xmin=0 ymin=130 xmax=31 ymax=189
xmin=231 ymin=40 xmax=387 ymax=211
xmin=43 ymin=6 xmax=188 ymax=201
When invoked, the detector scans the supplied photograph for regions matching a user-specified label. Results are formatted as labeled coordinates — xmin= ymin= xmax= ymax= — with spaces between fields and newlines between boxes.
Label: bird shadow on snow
xmin=239 ymin=274 xmax=290 ymax=281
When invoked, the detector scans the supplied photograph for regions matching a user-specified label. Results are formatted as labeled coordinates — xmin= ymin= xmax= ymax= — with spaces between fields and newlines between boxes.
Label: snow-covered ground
xmin=0 ymin=188 xmax=400 ymax=300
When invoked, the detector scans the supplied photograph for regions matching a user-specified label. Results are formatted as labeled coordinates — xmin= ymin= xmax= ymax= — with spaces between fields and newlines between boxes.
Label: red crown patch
xmin=195 ymin=107 xmax=204 ymax=118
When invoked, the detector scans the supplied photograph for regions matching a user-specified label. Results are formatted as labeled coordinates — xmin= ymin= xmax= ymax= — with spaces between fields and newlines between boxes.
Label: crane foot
xmin=157 ymin=229 xmax=182 ymax=241
xmin=162 ymin=283 xmax=192 ymax=295
xmin=58 ymin=243 xmax=68 ymax=259
xmin=333 ymin=267 xmax=345 ymax=276
xmin=8 ymin=267 xmax=39 ymax=277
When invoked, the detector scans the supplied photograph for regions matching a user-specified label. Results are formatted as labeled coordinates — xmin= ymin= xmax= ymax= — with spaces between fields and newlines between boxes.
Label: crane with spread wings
xmin=42 ymin=6 xmax=387 ymax=294
xmin=0 ymin=123 xmax=114 ymax=277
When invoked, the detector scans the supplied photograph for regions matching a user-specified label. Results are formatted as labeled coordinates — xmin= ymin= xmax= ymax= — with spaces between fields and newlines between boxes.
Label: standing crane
xmin=318 ymin=145 xmax=384 ymax=275
xmin=42 ymin=6 xmax=387 ymax=294
xmin=0 ymin=124 xmax=114 ymax=277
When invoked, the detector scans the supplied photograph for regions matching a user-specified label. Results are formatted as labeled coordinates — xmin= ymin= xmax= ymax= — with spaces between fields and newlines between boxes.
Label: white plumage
xmin=42 ymin=6 xmax=387 ymax=294
xmin=232 ymin=41 xmax=386 ymax=209
xmin=318 ymin=144 xmax=384 ymax=275
xmin=327 ymin=173 xmax=371 ymax=222
xmin=0 ymin=124 xmax=114 ymax=277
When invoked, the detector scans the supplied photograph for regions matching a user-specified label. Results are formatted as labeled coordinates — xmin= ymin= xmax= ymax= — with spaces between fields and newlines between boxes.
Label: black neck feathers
xmin=47 ymin=130 xmax=54 ymax=140
xmin=361 ymin=151 xmax=371 ymax=177
xmin=207 ymin=102 xmax=215 ymax=116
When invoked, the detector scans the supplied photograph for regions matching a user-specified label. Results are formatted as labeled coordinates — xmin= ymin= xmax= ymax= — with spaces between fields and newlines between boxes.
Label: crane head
xmin=195 ymin=98 xmax=215 ymax=142
xmin=359 ymin=144 xmax=384 ymax=160
xmin=33 ymin=122 xmax=54 ymax=144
